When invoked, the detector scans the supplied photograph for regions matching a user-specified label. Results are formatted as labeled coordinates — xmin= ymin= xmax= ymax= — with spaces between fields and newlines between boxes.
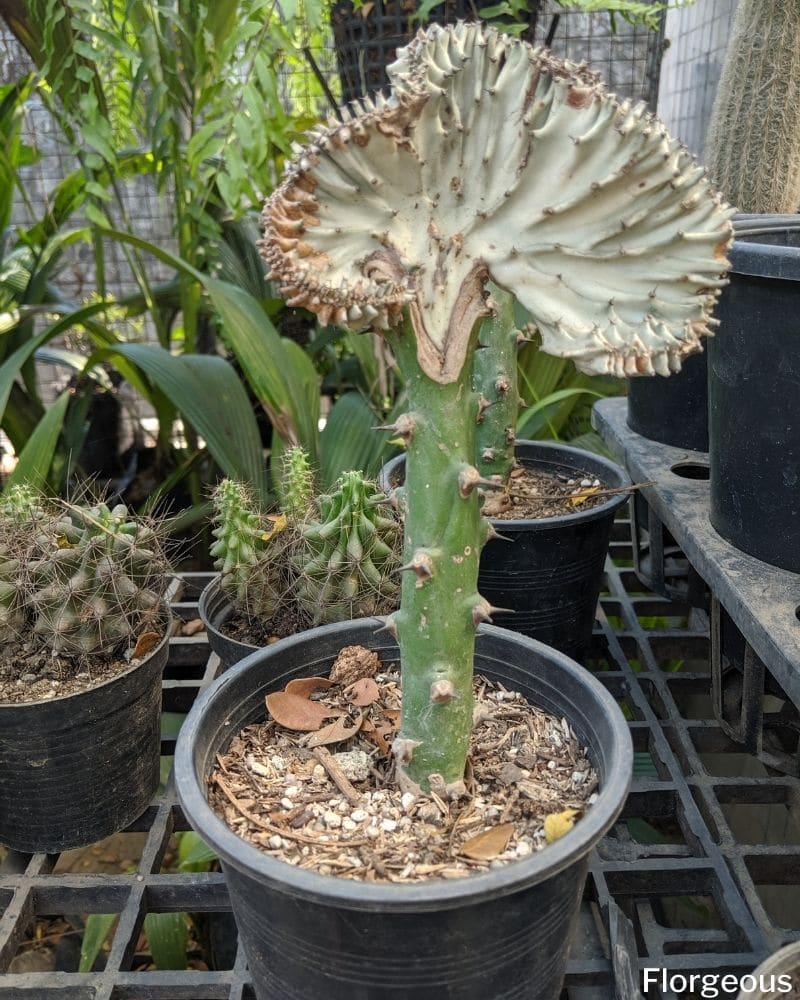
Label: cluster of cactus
xmin=0 ymin=485 xmax=167 ymax=657
xmin=211 ymin=464 xmax=402 ymax=626
xmin=262 ymin=23 xmax=733 ymax=791
xmin=209 ymin=479 xmax=288 ymax=620
xmin=293 ymin=470 xmax=401 ymax=625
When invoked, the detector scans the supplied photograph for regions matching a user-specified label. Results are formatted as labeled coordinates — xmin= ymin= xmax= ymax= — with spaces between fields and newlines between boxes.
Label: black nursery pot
xmin=175 ymin=618 xmax=632 ymax=1000
xmin=0 ymin=618 xmax=170 ymax=854
xmin=709 ymin=226 xmax=800 ymax=572
xmin=198 ymin=577 xmax=257 ymax=671
xmin=380 ymin=441 xmax=630 ymax=660
xmin=626 ymin=348 xmax=709 ymax=452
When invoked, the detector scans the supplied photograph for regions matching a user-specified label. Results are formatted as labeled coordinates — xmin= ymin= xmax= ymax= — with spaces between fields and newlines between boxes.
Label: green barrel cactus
xmin=29 ymin=501 xmax=166 ymax=656
xmin=261 ymin=23 xmax=733 ymax=792
xmin=209 ymin=479 xmax=287 ymax=619
xmin=294 ymin=470 xmax=401 ymax=625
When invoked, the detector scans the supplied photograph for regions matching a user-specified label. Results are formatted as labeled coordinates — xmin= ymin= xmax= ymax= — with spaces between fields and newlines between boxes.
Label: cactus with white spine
xmin=209 ymin=479 xmax=287 ymax=619
xmin=294 ymin=470 xmax=401 ymax=625
xmin=29 ymin=501 xmax=166 ymax=656
xmin=261 ymin=23 xmax=733 ymax=792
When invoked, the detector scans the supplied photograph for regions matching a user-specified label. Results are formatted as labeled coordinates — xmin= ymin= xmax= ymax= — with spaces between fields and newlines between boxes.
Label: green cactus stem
xmin=30 ymin=502 xmax=164 ymax=657
xmin=0 ymin=543 xmax=24 ymax=641
xmin=294 ymin=469 xmax=401 ymax=625
xmin=209 ymin=479 xmax=286 ymax=619
xmin=261 ymin=23 xmax=733 ymax=794
xmin=385 ymin=324 xmax=493 ymax=790
xmin=705 ymin=0 xmax=800 ymax=213
xmin=474 ymin=285 xmax=519 ymax=516
xmin=281 ymin=446 xmax=315 ymax=520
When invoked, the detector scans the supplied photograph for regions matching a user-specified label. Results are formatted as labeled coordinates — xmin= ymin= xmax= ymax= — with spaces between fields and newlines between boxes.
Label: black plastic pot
xmin=380 ymin=441 xmax=631 ymax=660
xmin=175 ymin=618 xmax=632 ymax=1000
xmin=198 ymin=577 xmax=257 ymax=671
xmin=626 ymin=349 xmax=709 ymax=452
xmin=0 ymin=615 xmax=170 ymax=854
xmin=709 ymin=225 xmax=800 ymax=572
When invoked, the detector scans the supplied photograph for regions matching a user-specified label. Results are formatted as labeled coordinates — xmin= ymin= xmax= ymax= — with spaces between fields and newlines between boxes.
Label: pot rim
xmin=175 ymin=617 xmax=632 ymax=910
xmin=198 ymin=577 xmax=258 ymax=650
xmin=381 ymin=439 xmax=632 ymax=531
xmin=0 ymin=602 xmax=172 ymax=711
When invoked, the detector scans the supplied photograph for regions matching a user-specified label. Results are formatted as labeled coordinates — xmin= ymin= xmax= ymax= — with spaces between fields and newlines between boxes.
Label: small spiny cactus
xmin=294 ymin=470 xmax=401 ymax=625
xmin=0 ymin=484 xmax=46 ymax=642
xmin=209 ymin=479 xmax=287 ymax=618
xmin=28 ymin=501 xmax=166 ymax=656
xmin=281 ymin=446 xmax=315 ymax=520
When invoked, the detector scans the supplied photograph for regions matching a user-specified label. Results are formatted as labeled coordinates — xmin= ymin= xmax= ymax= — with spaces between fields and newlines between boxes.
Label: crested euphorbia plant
xmin=261 ymin=22 xmax=733 ymax=794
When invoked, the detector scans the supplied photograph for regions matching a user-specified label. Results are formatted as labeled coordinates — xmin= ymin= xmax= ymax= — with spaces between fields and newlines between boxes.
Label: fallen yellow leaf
xmin=568 ymin=486 xmax=601 ymax=508
xmin=543 ymin=808 xmax=579 ymax=844
xmin=262 ymin=513 xmax=287 ymax=541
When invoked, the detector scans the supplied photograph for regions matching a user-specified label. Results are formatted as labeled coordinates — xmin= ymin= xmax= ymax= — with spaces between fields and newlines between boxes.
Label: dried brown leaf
xmin=180 ymin=618 xmax=205 ymax=636
xmin=133 ymin=631 xmax=161 ymax=659
xmin=458 ymin=823 xmax=516 ymax=861
xmin=265 ymin=691 xmax=344 ymax=732
xmin=285 ymin=677 xmax=335 ymax=698
xmin=344 ymin=677 xmax=380 ymax=706
xmin=301 ymin=711 xmax=363 ymax=748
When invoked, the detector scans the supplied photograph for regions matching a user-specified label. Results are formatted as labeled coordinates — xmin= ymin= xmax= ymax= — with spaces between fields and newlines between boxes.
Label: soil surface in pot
xmin=209 ymin=644 xmax=597 ymax=883
xmin=219 ymin=602 xmax=309 ymax=647
xmin=484 ymin=466 xmax=610 ymax=519
xmin=0 ymin=619 xmax=168 ymax=705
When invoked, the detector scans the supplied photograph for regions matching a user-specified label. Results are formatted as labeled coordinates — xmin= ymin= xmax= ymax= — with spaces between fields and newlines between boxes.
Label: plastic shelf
xmin=1 ymin=555 xmax=798 ymax=999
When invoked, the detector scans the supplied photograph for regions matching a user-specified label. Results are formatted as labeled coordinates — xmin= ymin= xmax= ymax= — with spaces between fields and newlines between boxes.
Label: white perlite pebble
xmin=323 ymin=811 xmax=342 ymax=829
xmin=247 ymin=756 xmax=269 ymax=777
xmin=333 ymin=749 xmax=372 ymax=782
xmin=341 ymin=818 xmax=357 ymax=833
xmin=312 ymin=764 xmax=327 ymax=781
xmin=280 ymin=797 xmax=294 ymax=810
xmin=350 ymin=808 xmax=369 ymax=823
xmin=380 ymin=818 xmax=398 ymax=833
xmin=268 ymin=835 xmax=283 ymax=849
xmin=400 ymin=792 xmax=416 ymax=813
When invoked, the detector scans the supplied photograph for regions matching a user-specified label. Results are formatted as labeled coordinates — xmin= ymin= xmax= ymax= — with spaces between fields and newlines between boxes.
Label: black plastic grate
xmin=1 ymin=540 xmax=798 ymax=997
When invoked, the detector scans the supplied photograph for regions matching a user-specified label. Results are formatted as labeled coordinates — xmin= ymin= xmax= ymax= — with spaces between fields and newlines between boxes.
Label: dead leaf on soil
xmin=568 ymin=486 xmax=601 ymax=507
xmin=543 ymin=808 xmax=579 ymax=843
xmin=133 ymin=631 xmax=161 ymax=658
xmin=458 ymin=822 xmax=516 ymax=860
xmin=344 ymin=676 xmax=380 ymax=706
xmin=300 ymin=711 xmax=364 ymax=748
xmin=265 ymin=691 xmax=344 ymax=732
xmin=284 ymin=676 xmax=335 ymax=698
